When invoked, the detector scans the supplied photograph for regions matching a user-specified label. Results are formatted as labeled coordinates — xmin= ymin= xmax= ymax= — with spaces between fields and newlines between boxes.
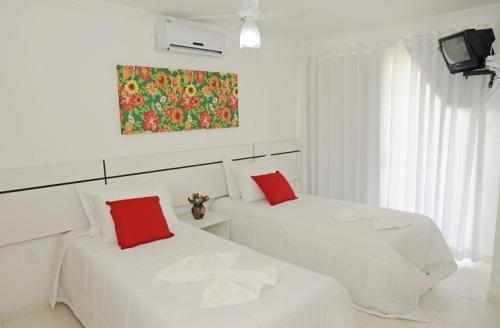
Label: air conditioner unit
xmin=154 ymin=19 xmax=225 ymax=57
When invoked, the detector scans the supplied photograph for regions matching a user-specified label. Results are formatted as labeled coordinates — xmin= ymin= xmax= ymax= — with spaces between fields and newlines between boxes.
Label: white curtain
xmin=301 ymin=31 xmax=498 ymax=260
xmin=380 ymin=34 xmax=489 ymax=260
xmin=301 ymin=47 xmax=382 ymax=205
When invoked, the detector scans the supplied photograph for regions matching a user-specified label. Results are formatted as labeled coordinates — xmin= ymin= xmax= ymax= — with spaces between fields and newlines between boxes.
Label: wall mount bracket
xmin=463 ymin=69 xmax=497 ymax=88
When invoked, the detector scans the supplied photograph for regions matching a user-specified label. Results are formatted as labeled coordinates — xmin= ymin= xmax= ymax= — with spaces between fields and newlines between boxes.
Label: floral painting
xmin=116 ymin=65 xmax=239 ymax=134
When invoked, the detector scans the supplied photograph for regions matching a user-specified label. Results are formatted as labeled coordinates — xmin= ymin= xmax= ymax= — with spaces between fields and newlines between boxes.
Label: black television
xmin=438 ymin=28 xmax=495 ymax=74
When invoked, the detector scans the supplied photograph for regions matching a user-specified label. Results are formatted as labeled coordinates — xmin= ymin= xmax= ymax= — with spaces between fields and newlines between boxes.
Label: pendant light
xmin=240 ymin=20 xmax=261 ymax=48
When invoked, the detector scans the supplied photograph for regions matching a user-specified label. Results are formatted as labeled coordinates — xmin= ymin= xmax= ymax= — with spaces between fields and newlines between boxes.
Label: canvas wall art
xmin=116 ymin=65 xmax=239 ymax=134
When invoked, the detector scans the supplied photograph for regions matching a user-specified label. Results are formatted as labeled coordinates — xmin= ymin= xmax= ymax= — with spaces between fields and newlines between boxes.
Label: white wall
xmin=0 ymin=235 xmax=60 ymax=318
xmin=0 ymin=0 xmax=299 ymax=315
xmin=0 ymin=0 xmax=299 ymax=171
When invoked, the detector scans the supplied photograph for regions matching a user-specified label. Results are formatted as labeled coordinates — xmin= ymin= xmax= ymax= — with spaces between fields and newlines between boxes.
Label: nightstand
xmin=178 ymin=211 xmax=232 ymax=240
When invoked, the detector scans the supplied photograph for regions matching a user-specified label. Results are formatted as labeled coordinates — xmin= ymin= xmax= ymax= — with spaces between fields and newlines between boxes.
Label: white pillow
xmin=75 ymin=181 xmax=179 ymax=237
xmin=234 ymin=158 xmax=277 ymax=203
xmin=223 ymin=159 xmax=241 ymax=199
xmin=75 ymin=184 xmax=105 ymax=236
xmin=223 ymin=156 xmax=275 ymax=200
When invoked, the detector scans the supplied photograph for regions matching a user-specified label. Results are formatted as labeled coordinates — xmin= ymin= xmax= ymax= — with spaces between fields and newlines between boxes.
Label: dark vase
xmin=191 ymin=205 xmax=206 ymax=220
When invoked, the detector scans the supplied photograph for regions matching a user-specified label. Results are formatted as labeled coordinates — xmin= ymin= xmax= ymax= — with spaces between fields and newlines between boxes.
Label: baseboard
xmin=0 ymin=301 xmax=49 ymax=324
xmin=487 ymin=292 xmax=500 ymax=309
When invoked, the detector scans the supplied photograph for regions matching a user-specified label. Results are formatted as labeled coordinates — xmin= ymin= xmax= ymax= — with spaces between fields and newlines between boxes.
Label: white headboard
xmin=0 ymin=140 xmax=301 ymax=247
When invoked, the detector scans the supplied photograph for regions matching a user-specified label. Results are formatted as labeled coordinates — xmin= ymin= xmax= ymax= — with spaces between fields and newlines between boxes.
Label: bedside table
xmin=178 ymin=211 xmax=232 ymax=240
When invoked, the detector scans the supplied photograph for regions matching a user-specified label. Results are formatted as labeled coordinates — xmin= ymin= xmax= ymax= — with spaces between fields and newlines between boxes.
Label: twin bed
xmin=50 ymin=222 xmax=356 ymax=328
xmin=212 ymin=194 xmax=457 ymax=320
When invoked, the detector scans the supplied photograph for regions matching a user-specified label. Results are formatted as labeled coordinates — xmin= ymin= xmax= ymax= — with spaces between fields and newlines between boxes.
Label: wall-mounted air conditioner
xmin=154 ymin=18 xmax=225 ymax=57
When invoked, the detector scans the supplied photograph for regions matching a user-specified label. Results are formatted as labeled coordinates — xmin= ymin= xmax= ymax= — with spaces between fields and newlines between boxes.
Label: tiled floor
xmin=354 ymin=260 xmax=500 ymax=328
xmin=2 ymin=261 xmax=499 ymax=328
xmin=2 ymin=304 xmax=83 ymax=328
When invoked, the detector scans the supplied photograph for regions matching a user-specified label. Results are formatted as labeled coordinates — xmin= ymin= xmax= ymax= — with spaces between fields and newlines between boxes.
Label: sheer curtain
xmin=380 ymin=35 xmax=489 ymax=260
xmin=301 ymin=46 xmax=382 ymax=205
xmin=301 ymin=31 xmax=497 ymax=260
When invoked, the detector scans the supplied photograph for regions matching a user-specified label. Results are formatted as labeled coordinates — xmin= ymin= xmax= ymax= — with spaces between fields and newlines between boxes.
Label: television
xmin=438 ymin=28 xmax=495 ymax=74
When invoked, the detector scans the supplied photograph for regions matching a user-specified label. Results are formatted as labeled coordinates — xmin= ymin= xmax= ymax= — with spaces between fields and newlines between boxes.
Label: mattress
xmin=51 ymin=222 xmax=356 ymax=328
xmin=211 ymin=194 xmax=457 ymax=320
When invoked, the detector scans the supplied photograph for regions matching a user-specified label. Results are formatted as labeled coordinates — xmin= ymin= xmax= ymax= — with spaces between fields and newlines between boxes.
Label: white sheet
xmin=211 ymin=194 xmax=457 ymax=321
xmin=51 ymin=222 xmax=356 ymax=328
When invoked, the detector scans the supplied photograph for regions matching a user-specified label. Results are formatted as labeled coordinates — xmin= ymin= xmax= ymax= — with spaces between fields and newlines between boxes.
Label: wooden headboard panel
xmin=0 ymin=140 xmax=301 ymax=246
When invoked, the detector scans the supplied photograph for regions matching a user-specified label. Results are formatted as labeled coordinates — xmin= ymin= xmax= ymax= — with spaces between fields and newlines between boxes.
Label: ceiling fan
xmin=189 ymin=0 xmax=301 ymax=48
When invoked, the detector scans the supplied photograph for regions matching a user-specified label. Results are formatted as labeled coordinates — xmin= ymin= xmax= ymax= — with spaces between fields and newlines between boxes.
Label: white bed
xmin=211 ymin=194 xmax=457 ymax=321
xmin=50 ymin=222 xmax=356 ymax=328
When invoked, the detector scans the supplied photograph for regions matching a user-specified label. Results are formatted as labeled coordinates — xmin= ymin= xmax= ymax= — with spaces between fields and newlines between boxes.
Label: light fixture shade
xmin=240 ymin=21 xmax=261 ymax=48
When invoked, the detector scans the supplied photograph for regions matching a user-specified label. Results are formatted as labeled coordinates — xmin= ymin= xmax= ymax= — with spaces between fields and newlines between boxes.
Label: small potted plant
xmin=188 ymin=193 xmax=210 ymax=220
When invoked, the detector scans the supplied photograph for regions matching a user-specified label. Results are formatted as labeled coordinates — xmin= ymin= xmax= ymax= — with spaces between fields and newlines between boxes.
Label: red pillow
xmin=106 ymin=196 xmax=174 ymax=249
xmin=251 ymin=171 xmax=298 ymax=206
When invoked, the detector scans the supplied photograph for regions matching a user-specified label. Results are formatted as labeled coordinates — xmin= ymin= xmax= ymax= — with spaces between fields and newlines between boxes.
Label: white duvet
xmin=212 ymin=194 xmax=457 ymax=321
xmin=50 ymin=222 xmax=356 ymax=328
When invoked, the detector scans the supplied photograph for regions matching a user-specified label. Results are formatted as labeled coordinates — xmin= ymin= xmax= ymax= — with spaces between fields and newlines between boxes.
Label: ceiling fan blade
xmin=188 ymin=14 xmax=240 ymax=20
xmin=258 ymin=12 xmax=305 ymax=20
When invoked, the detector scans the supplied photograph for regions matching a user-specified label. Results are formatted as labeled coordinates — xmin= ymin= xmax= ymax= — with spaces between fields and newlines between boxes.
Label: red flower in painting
xmin=222 ymin=79 xmax=230 ymax=93
xmin=231 ymin=73 xmax=238 ymax=86
xmin=122 ymin=65 xmax=135 ymax=79
xmin=183 ymin=70 xmax=194 ymax=84
xmin=219 ymin=93 xmax=226 ymax=105
xmin=190 ymin=96 xmax=201 ymax=109
xmin=209 ymin=75 xmax=220 ymax=91
xmin=200 ymin=110 xmax=211 ymax=129
xmin=119 ymin=89 xmax=134 ymax=111
xmin=132 ymin=94 xmax=145 ymax=108
xmin=216 ymin=107 xmax=230 ymax=122
xmin=163 ymin=106 xmax=174 ymax=118
xmin=136 ymin=66 xmax=151 ymax=80
xmin=181 ymin=95 xmax=194 ymax=111
xmin=171 ymin=108 xmax=184 ymax=124
xmin=143 ymin=110 xmax=160 ymax=132
xmin=196 ymin=71 xmax=206 ymax=84
xmin=229 ymin=96 xmax=238 ymax=111
xmin=171 ymin=75 xmax=181 ymax=91
xmin=221 ymin=108 xmax=231 ymax=122
xmin=168 ymin=91 xmax=178 ymax=104
xmin=155 ymin=71 xmax=168 ymax=89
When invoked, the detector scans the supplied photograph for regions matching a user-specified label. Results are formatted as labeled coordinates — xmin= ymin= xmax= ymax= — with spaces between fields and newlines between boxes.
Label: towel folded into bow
xmin=153 ymin=252 xmax=279 ymax=308
xmin=333 ymin=206 xmax=413 ymax=229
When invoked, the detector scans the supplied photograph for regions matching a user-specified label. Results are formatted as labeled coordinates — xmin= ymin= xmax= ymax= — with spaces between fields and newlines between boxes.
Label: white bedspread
xmin=50 ymin=222 xmax=356 ymax=328
xmin=212 ymin=194 xmax=457 ymax=321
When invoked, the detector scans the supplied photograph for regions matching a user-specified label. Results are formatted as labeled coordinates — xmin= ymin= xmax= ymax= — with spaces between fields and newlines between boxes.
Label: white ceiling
xmin=104 ymin=0 xmax=500 ymax=39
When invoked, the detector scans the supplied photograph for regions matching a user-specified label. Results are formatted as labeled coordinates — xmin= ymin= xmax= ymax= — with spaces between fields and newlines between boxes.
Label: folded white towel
xmin=153 ymin=252 xmax=279 ymax=308
xmin=333 ymin=206 xmax=413 ymax=230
